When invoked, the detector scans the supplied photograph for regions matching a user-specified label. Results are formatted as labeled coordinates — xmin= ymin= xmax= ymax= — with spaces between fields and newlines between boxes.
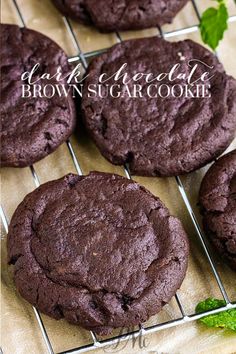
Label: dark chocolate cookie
xmin=81 ymin=37 xmax=236 ymax=176
xmin=199 ymin=150 xmax=236 ymax=270
xmin=1 ymin=24 xmax=76 ymax=167
xmin=52 ymin=0 xmax=91 ymax=24
xmin=7 ymin=172 xmax=189 ymax=334
xmin=52 ymin=0 xmax=189 ymax=31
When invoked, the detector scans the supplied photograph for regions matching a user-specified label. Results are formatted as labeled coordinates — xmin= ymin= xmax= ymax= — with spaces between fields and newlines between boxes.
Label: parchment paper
xmin=1 ymin=1 xmax=236 ymax=353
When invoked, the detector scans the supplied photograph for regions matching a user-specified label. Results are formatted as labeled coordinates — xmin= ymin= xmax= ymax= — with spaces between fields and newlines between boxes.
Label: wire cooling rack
xmin=1 ymin=1 xmax=236 ymax=353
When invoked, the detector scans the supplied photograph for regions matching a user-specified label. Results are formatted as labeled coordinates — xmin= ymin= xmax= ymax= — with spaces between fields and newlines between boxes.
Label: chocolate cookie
xmin=199 ymin=150 xmax=236 ymax=270
xmin=52 ymin=0 xmax=189 ymax=31
xmin=1 ymin=24 xmax=76 ymax=167
xmin=7 ymin=172 xmax=189 ymax=334
xmin=81 ymin=37 xmax=236 ymax=176
xmin=52 ymin=0 xmax=91 ymax=24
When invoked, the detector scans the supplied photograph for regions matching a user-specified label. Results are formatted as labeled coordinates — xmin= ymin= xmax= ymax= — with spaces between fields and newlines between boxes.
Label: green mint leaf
xmin=196 ymin=298 xmax=226 ymax=312
xmin=196 ymin=298 xmax=236 ymax=332
xmin=199 ymin=1 xmax=228 ymax=50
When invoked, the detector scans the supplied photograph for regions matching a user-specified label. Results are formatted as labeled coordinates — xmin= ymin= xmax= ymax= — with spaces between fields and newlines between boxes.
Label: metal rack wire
xmin=1 ymin=1 xmax=236 ymax=353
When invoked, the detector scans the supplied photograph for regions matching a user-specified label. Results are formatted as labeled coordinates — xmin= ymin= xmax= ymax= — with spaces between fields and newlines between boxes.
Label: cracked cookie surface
xmin=81 ymin=37 xmax=236 ymax=176
xmin=52 ymin=0 xmax=91 ymax=24
xmin=7 ymin=172 xmax=189 ymax=334
xmin=52 ymin=0 xmax=189 ymax=31
xmin=0 ymin=24 xmax=76 ymax=167
xmin=199 ymin=150 xmax=236 ymax=271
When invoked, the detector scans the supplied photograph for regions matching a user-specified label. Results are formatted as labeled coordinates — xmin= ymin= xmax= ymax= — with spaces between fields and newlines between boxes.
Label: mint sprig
xmin=199 ymin=0 xmax=228 ymax=50
xmin=195 ymin=298 xmax=236 ymax=331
